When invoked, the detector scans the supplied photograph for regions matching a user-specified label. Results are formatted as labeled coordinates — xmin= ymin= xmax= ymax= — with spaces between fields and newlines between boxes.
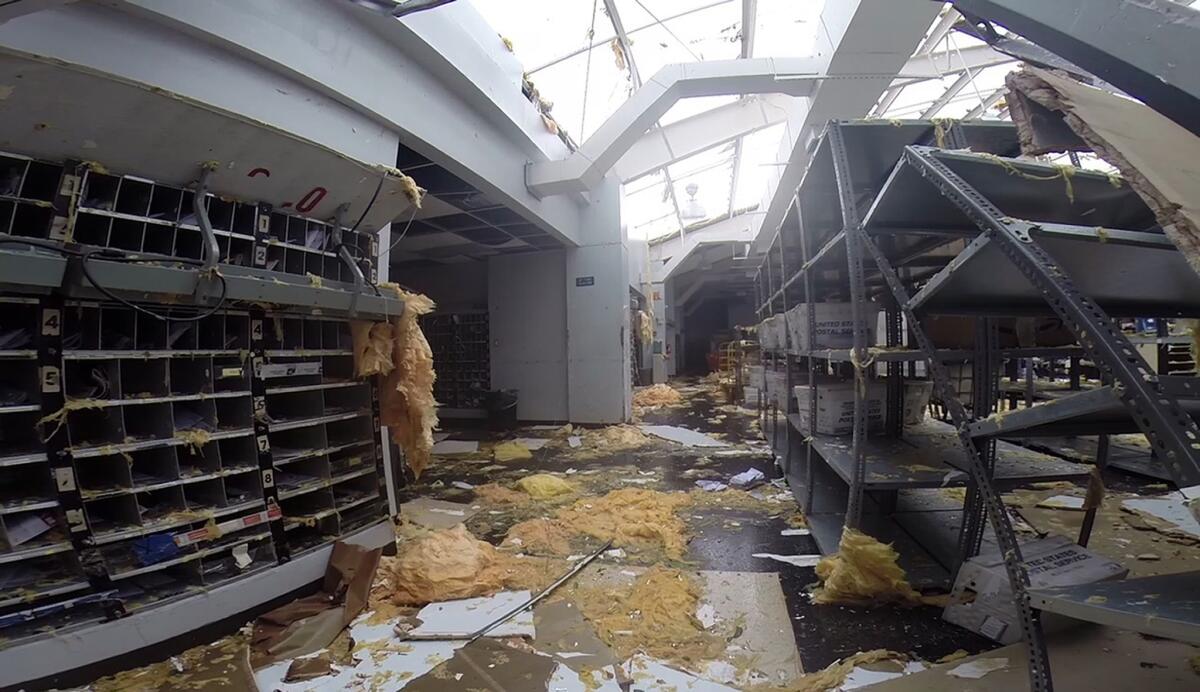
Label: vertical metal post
xmin=959 ymin=317 xmax=999 ymax=565
xmin=779 ymin=202 xmax=794 ymax=477
xmin=861 ymin=232 xmax=1053 ymax=692
xmin=828 ymin=123 xmax=870 ymax=529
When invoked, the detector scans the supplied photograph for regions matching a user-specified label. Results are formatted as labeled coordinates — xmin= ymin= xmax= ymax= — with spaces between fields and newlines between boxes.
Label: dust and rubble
xmin=84 ymin=376 xmax=1200 ymax=692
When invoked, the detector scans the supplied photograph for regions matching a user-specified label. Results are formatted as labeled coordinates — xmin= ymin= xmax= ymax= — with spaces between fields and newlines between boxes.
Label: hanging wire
xmin=633 ymin=0 xmax=700 ymax=61
xmin=949 ymin=32 xmax=991 ymax=118
xmin=580 ymin=0 xmax=601 ymax=137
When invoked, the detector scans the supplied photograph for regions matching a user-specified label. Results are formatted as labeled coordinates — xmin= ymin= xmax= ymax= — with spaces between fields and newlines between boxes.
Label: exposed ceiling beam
xmin=727 ymin=0 xmax=757 ymax=217
xmin=751 ymin=0 xmax=943 ymax=254
xmin=920 ymin=71 xmax=973 ymax=118
xmin=964 ymin=86 xmax=1006 ymax=119
xmin=872 ymin=7 xmax=960 ymax=117
xmin=527 ymin=0 xmax=734 ymax=75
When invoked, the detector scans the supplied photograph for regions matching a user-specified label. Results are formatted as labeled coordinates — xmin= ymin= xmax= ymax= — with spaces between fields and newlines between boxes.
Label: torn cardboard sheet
xmin=250 ymin=541 xmax=382 ymax=667
xmin=403 ymin=638 xmax=560 ymax=692
xmin=431 ymin=440 xmax=479 ymax=455
xmin=407 ymin=591 xmax=535 ymax=639
xmin=1006 ymin=67 xmax=1200 ymax=276
xmin=639 ymin=425 xmax=728 ymax=448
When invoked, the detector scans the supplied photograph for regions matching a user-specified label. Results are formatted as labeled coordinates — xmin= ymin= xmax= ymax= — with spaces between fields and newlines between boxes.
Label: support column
xmin=566 ymin=177 xmax=632 ymax=423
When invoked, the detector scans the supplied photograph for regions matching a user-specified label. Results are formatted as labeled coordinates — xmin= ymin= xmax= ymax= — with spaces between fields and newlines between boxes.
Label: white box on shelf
xmin=785 ymin=302 xmax=879 ymax=353
xmin=758 ymin=315 xmax=785 ymax=351
xmin=792 ymin=382 xmax=885 ymax=435
xmin=903 ymin=381 xmax=934 ymax=426
xmin=942 ymin=535 xmax=1128 ymax=644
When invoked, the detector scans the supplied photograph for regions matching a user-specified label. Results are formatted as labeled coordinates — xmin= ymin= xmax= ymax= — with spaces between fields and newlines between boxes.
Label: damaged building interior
xmin=1 ymin=0 xmax=1199 ymax=690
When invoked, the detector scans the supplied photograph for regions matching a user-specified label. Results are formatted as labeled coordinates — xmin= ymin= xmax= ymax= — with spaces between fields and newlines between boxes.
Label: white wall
xmin=488 ymin=251 xmax=569 ymax=421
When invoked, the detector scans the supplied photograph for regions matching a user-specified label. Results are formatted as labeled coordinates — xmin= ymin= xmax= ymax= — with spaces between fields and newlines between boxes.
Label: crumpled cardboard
xmin=250 ymin=541 xmax=382 ymax=668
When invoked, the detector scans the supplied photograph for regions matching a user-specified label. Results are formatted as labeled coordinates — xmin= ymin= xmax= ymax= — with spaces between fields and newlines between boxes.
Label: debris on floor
xmin=640 ymin=424 xmax=729 ymax=447
xmin=493 ymin=439 xmax=533 ymax=461
xmin=810 ymin=528 xmax=923 ymax=606
xmin=946 ymin=657 xmax=1009 ymax=679
xmin=430 ymin=439 xmax=478 ymax=455
xmin=633 ymin=383 xmax=684 ymax=408
xmin=399 ymin=497 xmax=479 ymax=529
xmin=503 ymin=517 xmax=575 ymax=555
xmin=515 ymin=472 xmax=575 ymax=499
xmin=405 ymin=591 xmax=536 ymax=639
xmin=554 ymin=488 xmax=691 ymax=558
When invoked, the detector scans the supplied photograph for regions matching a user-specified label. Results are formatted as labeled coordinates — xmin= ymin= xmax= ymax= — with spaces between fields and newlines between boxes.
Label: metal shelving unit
xmin=0 ymin=148 xmax=395 ymax=658
xmin=422 ymin=311 xmax=490 ymax=410
xmin=757 ymin=118 xmax=1200 ymax=690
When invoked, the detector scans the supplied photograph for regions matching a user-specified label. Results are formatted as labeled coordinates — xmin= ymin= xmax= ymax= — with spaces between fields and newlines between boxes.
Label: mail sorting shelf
xmin=60 ymin=302 xmax=273 ymax=622
xmin=261 ymin=314 xmax=383 ymax=556
xmin=0 ymin=150 xmax=374 ymax=283
xmin=422 ymin=311 xmax=490 ymax=410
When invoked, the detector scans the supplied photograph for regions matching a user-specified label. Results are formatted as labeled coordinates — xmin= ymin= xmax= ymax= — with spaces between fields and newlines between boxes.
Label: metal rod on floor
xmin=464 ymin=539 xmax=613 ymax=645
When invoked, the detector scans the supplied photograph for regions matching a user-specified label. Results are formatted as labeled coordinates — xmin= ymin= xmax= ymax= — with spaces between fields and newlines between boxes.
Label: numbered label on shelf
xmin=261 ymin=469 xmax=275 ymax=488
xmin=251 ymin=319 xmax=264 ymax=343
xmin=253 ymin=396 xmax=267 ymax=418
xmin=58 ymin=173 xmax=81 ymax=198
xmin=256 ymin=435 xmax=270 ymax=454
xmin=65 ymin=508 xmax=88 ymax=533
xmin=41 ymin=308 xmax=61 ymax=336
xmin=49 ymin=215 xmax=70 ymax=241
xmin=254 ymin=245 xmax=268 ymax=267
xmin=54 ymin=467 xmax=77 ymax=492
xmin=41 ymin=365 xmax=61 ymax=393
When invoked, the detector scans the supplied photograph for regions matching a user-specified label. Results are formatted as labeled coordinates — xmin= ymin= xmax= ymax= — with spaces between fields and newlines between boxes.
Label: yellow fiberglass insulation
xmin=515 ymin=473 xmax=575 ymax=499
xmin=350 ymin=321 xmax=395 ymax=377
xmin=810 ymin=528 xmax=922 ymax=606
xmin=377 ymin=285 xmax=438 ymax=478
xmin=383 ymin=524 xmax=504 ymax=606
xmin=493 ymin=440 xmax=532 ymax=462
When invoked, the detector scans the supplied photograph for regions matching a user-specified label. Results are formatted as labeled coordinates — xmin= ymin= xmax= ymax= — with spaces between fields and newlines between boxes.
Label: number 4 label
xmin=42 ymin=308 xmax=61 ymax=336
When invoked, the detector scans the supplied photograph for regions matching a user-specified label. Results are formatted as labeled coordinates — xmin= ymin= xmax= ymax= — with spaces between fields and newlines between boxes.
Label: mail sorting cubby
xmin=0 ymin=151 xmax=62 ymax=241
xmin=262 ymin=314 xmax=378 ymax=555
xmin=265 ymin=211 xmax=373 ymax=282
xmin=71 ymin=166 xmax=374 ymax=281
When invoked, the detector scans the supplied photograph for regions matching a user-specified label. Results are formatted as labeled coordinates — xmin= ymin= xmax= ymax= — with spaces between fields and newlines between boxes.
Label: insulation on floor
xmin=633 ymin=384 xmax=683 ymax=408
xmin=515 ymin=473 xmax=575 ymax=499
xmin=810 ymin=528 xmax=922 ymax=606
xmin=554 ymin=488 xmax=690 ymax=558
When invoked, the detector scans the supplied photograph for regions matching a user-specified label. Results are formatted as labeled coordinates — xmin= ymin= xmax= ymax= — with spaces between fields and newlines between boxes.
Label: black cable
xmin=0 ymin=237 xmax=227 ymax=322
xmin=347 ymin=172 xmax=387 ymax=236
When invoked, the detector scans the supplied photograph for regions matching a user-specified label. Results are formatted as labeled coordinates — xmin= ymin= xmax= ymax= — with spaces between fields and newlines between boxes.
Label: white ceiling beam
xmin=727 ymin=0 xmax=758 ymax=217
xmin=614 ymin=93 xmax=794 ymax=183
xmin=920 ymin=71 xmax=973 ymax=118
xmin=964 ymin=87 xmax=1006 ymax=119
xmin=527 ymin=57 xmax=830 ymax=196
xmin=571 ymin=43 xmax=1009 ymax=189
xmin=751 ymin=0 xmax=943 ymax=253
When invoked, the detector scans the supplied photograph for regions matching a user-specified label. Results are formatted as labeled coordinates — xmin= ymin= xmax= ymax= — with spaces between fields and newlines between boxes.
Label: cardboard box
xmin=757 ymin=315 xmax=785 ymax=351
xmin=785 ymin=302 xmax=879 ymax=352
xmin=943 ymin=535 xmax=1128 ymax=644
xmin=792 ymin=382 xmax=885 ymax=435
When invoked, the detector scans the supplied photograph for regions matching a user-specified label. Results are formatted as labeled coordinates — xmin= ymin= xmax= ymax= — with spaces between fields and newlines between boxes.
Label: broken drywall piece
xmin=431 ymin=440 xmax=479 ymax=455
xmin=515 ymin=437 xmax=550 ymax=451
xmin=451 ymin=481 xmax=474 ymax=490
xmin=567 ymin=435 xmax=582 ymax=448
xmin=433 ymin=431 xmax=450 ymax=442
xmin=753 ymin=553 xmax=822 ymax=568
xmin=1036 ymin=495 xmax=1087 ymax=511
xmin=1122 ymin=496 xmax=1200 ymax=539
xmin=407 ymin=591 xmax=535 ymax=639
xmin=400 ymin=497 xmax=480 ymax=530
xmin=840 ymin=660 xmax=927 ymax=689
xmin=695 ymin=602 xmax=718 ymax=629
xmin=623 ymin=655 xmax=741 ymax=691
xmin=695 ymin=480 xmax=729 ymax=492
xmin=947 ymin=657 xmax=1008 ymax=679
xmin=639 ymin=425 xmax=728 ymax=447
xmin=780 ymin=528 xmax=811 ymax=537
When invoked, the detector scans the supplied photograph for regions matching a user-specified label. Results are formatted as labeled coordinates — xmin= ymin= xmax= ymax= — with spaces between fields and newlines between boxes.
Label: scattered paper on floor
xmin=753 ymin=553 xmax=822 ymax=568
xmin=639 ymin=425 xmax=728 ymax=448
xmin=431 ymin=440 xmax=479 ymax=455
xmin=407 ymin=591 xmax=535 ymax=639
